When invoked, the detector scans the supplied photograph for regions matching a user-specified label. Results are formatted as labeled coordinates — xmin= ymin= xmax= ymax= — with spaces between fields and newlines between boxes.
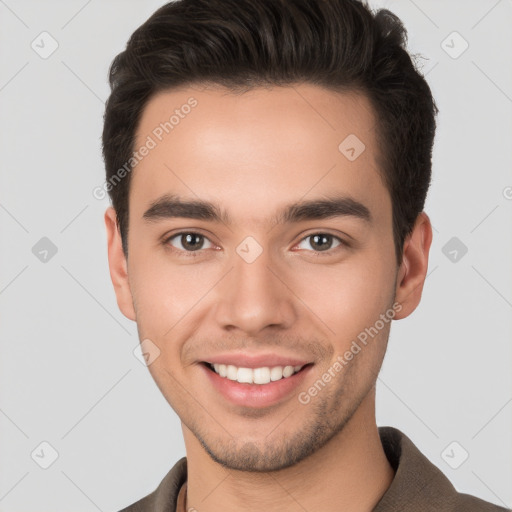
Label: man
xmin=101 ymin=0 xmax=509 ymax=510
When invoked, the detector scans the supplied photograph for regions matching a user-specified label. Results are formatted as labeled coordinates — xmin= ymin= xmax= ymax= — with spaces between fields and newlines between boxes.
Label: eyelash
xmin=162 ymin=231 xmax=349 ymax=258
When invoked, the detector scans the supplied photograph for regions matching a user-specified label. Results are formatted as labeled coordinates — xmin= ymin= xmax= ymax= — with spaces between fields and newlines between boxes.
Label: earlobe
xmin=104 ymin=207 xmax=136 ymax=321
xmin=393 ymin=212 xmax=433 ymax=320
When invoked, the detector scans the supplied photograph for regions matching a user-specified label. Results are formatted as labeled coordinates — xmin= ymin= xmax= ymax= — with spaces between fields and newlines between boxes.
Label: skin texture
xmin=105 ymin=84 xmax=433 ymax=512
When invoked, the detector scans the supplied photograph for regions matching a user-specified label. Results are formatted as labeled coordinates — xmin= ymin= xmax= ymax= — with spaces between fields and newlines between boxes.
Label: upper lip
xmin=202 ymin=352 xmax=313 ymax=369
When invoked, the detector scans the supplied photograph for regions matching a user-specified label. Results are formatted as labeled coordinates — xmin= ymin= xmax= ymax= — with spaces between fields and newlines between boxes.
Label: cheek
xmin=128 ymin=250 xmax=216 ymax=336
xmin=288 ymin=256 xmax=394 ymax=342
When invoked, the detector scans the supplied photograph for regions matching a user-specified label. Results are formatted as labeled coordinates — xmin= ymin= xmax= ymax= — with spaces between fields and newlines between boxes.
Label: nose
xmin=212 ymin=245 xmax=297 ymax=336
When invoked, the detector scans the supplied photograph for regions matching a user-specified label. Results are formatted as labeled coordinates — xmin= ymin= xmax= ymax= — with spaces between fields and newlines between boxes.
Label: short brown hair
xmin=102 ymin=0 xmax=438 ymax=264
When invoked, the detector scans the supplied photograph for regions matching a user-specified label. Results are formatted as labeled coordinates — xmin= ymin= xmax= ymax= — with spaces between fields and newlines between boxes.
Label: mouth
xmin=202 ymin=361 xmax=313 ymax=385
xmin=198 ymin=351 xmax=316 ymax=408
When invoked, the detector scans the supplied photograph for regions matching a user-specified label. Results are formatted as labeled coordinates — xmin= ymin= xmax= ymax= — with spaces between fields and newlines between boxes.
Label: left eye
xmin=166 ymin=232 xmax=214 ymax=252
xmin=296 ymin=233 xmax=344 ymax=252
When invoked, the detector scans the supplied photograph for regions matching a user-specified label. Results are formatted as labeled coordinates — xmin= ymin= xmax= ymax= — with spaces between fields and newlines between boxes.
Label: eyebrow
xmin=142 ymin=193 xmax=372 ymax=226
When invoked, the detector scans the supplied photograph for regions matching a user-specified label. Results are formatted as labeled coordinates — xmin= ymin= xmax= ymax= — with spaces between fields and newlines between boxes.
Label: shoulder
xmin=376 ymin=427 xmax=509 ymax=512
xmin=117 ymin=457 xmax=188 ymax=512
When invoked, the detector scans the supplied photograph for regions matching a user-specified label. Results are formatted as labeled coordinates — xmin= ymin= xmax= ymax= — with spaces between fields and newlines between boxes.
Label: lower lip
xmin=201 ymin=363 xmax=313 ymax=408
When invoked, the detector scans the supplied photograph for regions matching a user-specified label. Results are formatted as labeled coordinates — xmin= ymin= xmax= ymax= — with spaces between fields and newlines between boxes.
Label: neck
xmin=182 ymin=387 xmax=394 ymax=512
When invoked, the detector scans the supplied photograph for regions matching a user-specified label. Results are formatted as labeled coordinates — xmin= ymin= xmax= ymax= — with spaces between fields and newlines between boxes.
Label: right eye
xmin=164 ymin=231 xmax=215 ymax=256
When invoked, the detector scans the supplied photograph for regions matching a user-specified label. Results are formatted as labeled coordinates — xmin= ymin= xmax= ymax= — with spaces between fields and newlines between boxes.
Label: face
xmin=106 ymin=83 xmax=430 ymax=472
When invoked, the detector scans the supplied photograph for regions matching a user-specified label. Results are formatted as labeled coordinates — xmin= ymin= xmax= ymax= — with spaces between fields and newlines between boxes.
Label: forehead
xmin=130 ymin=84 xmax=390 ymax=229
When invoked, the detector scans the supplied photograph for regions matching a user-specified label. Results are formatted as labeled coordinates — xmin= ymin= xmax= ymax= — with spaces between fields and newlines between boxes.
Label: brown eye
xmin=296 ymin=233 xmax=345 ymax=253
xmin=166 ymin=232 xmax=214 ymax=252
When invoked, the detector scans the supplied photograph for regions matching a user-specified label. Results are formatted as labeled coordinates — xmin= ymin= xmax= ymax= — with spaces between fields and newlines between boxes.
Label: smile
xmin=206 ymin=362 xmax=305 ymax=384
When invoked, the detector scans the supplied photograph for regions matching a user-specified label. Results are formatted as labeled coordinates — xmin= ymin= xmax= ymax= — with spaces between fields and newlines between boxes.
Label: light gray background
xmin=0 ymin=0 xmax=511 ymax=511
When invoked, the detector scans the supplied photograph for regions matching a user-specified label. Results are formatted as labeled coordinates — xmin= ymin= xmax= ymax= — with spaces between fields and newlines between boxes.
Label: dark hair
xmin=102 ymin=0 xmax=438 ymax=265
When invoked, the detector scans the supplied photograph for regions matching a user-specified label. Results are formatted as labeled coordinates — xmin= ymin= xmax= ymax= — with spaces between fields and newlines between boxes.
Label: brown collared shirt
xmin=119 ymin=426 xmax=510 ymax=512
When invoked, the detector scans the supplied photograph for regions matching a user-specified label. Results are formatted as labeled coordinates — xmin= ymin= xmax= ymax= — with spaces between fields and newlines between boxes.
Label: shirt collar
xmin=139 ymin=426 xmax=492 ymax=512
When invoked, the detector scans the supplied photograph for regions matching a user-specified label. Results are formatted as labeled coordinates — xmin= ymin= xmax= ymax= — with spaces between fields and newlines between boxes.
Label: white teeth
xmin=282 ymin=366 xmax=294 ymax=378
xmin=237 ymin=367 xmax=253 ymax=383
xmin=226 ymin=365 xmax=238 ymax=380
xmin=210 ymin=363 xmax=304 ymax=384
xmin=270 ymin=366 xmax=283 ymax=381
xmin=253 ymin=367 xmax=271 ymax=384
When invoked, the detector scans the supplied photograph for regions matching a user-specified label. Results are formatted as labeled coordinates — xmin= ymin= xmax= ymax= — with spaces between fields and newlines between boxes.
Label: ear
xmin=393 ymin=212 xmax=433 ymax=320
xmin=104 ymin=207 xmax=136 ymax=321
